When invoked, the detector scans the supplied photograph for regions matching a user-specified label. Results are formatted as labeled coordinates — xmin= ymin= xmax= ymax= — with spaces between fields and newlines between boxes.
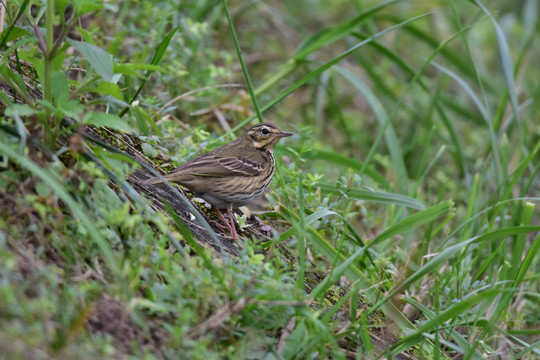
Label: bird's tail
xmin=141 ymin=176 xmax=163 ymax=186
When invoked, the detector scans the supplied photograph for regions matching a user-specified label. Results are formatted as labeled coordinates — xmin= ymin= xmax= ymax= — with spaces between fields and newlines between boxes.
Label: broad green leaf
xmin=114 ymin=63 xmax=164 ymax=78
xmin=84 ymin=112 xmax=131 ymax=133
xmin=6 ymin=104 xmax=37 ymax=117
xmin=68 ymin=39 xmax=114 ymax=81
xmin=58 ymin=100 xmax=85 ymax=119
xmin=141 ymin=143 xmax=158 ymax=158
xmin=0 ymin=26 xmax=30 ymax=43
xmin=0 ymin=0 xmax=30 ymax=49
xmin=73 ymin=0 xmax=108 ymax=15
xmin=95 ymin=81 xmax=123 ymax=100
xmin=51 ymin=71 xmax=70 ymax=105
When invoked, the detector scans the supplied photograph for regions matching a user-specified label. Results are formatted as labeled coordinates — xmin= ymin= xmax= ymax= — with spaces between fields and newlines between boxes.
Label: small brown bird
xmin=143 ymin=122 xmax=293 ymax=239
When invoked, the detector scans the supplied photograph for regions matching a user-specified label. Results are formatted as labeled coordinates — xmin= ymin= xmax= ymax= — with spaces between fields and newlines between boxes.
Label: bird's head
xmin=246 ymin=122 xmax=293 ymax=150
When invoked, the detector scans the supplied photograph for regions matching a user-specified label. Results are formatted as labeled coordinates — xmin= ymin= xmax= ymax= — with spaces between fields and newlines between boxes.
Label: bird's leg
xmin=211 ymin=205 xmax=239 ymax=240
xmin=211 ymin=205 xmax=231 ymax=230
xmin=226 ymin=203 xmax=239 ymax=240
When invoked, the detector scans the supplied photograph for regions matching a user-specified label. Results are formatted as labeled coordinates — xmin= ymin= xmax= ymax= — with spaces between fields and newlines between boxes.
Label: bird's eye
xmin=261 ymin=128 xmax=269 ymax=135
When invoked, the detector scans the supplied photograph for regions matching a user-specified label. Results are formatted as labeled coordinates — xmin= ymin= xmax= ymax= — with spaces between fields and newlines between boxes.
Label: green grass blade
xmin=308 ymin=246 xmax=366 ymax=300
xmin=392 ymin=288 xmax=503 ymax=357
xmin=256 ymin=0 xmax=402 ymax=95
xmin=380 ymin=14 xmax=489 ymax=88
xmin=431 ymin=60 xmax=503 ymax=187
xmin=313 ymin=182 xmax=425 ymax=210
xmin=333 ymin=65 xmax=409 ymax=192
xmin=293 ymin=0 xmax=401 ymax=60
xmin=368 ymin=201 xmax=453 ymax=249
xmin=403 ymin=297 xmax=483 ymax=358
xmin=473 ymin=0 xmax=520 ymax=123
xmin=431 ymin=61 xmax=489 ymax=122
xmin=119 ymin=26 xmax=180 ymax=116
xmin=291 ymin=147 xmax=391 ymax=189
xmin=230 ymin=13 xmax=430 ymax=134
xmin=277 ymin=205 xmax=413 ymax=331
xmin=366 ymin=225 xmax=540 ymax=321
xmin=513 ymin=222 xmax=540 ymax=287
xmin=221 ymin=0 xmax=263 ymax=123
xmin=272 ymin=208 xmax=340 ymax=245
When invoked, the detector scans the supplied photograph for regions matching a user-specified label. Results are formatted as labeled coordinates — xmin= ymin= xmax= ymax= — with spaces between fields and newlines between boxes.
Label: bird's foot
xmin=211 ymin=205 xmax=241 ymax=240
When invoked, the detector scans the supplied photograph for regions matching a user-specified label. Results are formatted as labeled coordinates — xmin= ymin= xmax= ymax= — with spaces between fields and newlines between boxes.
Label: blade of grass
xmin=333 ymin=65 xmax=409 ymax=193
xmin=313 ymin=182 xmax=425 ymax=210
xmin=119 ymin=26 xmax=180 ymax=117
xmin=431 ymin=60 xmax=503 ymax=189
xmin=276 ymin=205 xmax=414 ymax=331
xmin=293 ymin=0 xmax=401 ymax=60
xmin=352 ymin=33 xmax=467 ymax=176
xmin=308 ymin=246 xmax=366 ymax=300
xmin=363 ymin=225 xmax=540 ymax=323
xmin=221 ymin=0 xmax=263 ymax=124
xmin=295 ymin=172 xmax=307 ymax=291
xmin=256 ymin=0 xmax=403 ymax=95
xmin=367 ymin=201 xmax=453 ymax=250
xmin=473 ymin=0 xmax=520 ymax=124
xmin=391 ymin=288 xmax=506 ymax=357
xmin=285 ymin=146 xmax=391 ymax=190
xmin=378 ymin=14 xmax=492 ymax=89
xmin=269 ymin=208 xmax=339 ymax=245
xmin=230 ymin=13 xmax=430 ymax=134
xmin=347 ymin=24 xmax=477 ymax=196
xmin=468 ymin=204 xmax=539 ymax=360
xmin=403 ymin=297 xmax=483 ymax=359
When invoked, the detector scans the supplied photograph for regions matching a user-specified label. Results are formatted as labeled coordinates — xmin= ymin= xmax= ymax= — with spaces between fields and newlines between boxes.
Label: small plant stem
xmin=43 ymin=0 xmax=55 ymax=149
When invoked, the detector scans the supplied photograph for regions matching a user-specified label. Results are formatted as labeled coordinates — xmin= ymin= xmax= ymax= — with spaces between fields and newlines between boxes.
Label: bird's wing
xmin=167 ymin=154 xmax=264 ymax=178
xmin=217 ymin=156 xmax=265 ymax=176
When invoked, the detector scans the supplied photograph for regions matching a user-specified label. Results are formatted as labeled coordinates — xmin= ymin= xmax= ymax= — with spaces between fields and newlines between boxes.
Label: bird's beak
xmin=276 ymin=131 xmax=293 ymax=138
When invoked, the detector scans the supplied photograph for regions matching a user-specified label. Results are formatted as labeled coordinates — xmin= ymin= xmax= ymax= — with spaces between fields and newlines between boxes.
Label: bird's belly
xmin=198 ymin=179 xmax=271 ymax=209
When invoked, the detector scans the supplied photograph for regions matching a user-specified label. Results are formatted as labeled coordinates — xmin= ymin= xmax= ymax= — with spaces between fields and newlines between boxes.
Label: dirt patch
xmin=86 ymin=295 xmax=166 ymax=356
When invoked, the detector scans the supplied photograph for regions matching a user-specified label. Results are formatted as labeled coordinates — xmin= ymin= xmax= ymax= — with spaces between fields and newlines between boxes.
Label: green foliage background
xmin=0 ymin=0 xmax=539 ymax=359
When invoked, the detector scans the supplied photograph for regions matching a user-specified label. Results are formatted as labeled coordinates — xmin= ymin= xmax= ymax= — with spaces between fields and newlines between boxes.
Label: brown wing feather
xmin=218 ymin=156 xmax=264 ymax=176
xmin=161 ymin=154 xmax=263 ymax=180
